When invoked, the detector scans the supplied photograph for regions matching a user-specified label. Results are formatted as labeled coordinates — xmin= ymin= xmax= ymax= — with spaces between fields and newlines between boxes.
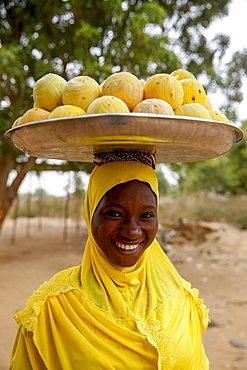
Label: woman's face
xmin=92 ymin=180 xmax=158 ymax=267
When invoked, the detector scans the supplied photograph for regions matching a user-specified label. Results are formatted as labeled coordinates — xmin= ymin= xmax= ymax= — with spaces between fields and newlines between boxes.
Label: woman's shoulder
xmin=15 ymin=264 xmax=82 ymax=332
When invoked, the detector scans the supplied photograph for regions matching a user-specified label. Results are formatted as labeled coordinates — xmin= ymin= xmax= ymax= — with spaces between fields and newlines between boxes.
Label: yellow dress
xmin=9 ymin=162 xmax=209 ymax=369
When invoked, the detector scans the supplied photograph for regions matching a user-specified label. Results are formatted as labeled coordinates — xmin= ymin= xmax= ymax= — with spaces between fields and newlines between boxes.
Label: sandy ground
xmin=0 ymin=217 xmax=247 ymax=370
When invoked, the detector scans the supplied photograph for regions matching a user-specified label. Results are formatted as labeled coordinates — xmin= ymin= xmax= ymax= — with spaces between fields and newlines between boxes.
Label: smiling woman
xmin=9 ymin=158 xmax=210 ymax=369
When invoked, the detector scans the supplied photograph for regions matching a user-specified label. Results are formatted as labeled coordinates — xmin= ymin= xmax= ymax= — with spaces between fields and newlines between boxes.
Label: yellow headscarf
xmin=81 ymin=161 xmax=165 ymax=320
xmin=11 ymin=161 xmax=209 ymax=369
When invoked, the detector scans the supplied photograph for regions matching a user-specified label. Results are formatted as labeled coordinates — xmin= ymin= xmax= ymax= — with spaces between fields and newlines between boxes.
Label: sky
xmin=18 ymin=0 xmax=247 ymax=196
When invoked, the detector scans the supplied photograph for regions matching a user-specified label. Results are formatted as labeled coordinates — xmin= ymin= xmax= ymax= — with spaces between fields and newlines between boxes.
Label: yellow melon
xmin=133 ymin=98 xmax=174 ymax=115
xmin=12 ymin=116 xmax=23 ymax=127
xmin=33 ymin=73 xmax=67 ymax=111
xmin=19 ymin=107 xmax=50 ymax=125
xmin=49 ymin=105 xmax=86 ymax=119
xmin=102 ymin=72 xmax=143 ymax=111
xmin=205 ymin=96 xmax=212 ymax=110
xmin=209 ymin=110 xmax=230 ymax=123
xmin=87 ymin=96 xmax=129 ymax=114
xmin=144 ymin=73 xmax=184 ymax=110
xmin=180 ymin=79 xmax=207 ymax=107
xmin=170 ymin=69 xmax=196 ymax=81
xmin=62 ymin=76 xmax=101 ymax=111
xmin=174 ymin=103 xmax=212 ymax=119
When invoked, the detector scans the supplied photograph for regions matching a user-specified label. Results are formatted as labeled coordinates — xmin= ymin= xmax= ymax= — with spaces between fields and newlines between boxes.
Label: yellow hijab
xmin=11 ymin=161 xmax=209 ymax=370
xmin=81 ymin=161 xmax=165 ymax=320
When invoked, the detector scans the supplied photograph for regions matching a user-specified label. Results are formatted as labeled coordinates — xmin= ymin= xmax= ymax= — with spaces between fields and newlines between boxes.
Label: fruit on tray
xmin=87 ymin=96 xmax=129 ymax=114
xmin=170 ymin=68 xmax=197 ymax=81
xmin=175 ymin=103 xmax=212 ymax=119
xmin=11 ymin=69 xmax=231 ymax=127
xmin=133 ymin=98 xmax=174 ymax=115
xmin=33 ymin=73 xmax=67 ymax=111
xmin=205 ymin=96 xmax=212 ymax=110
xmin=209 ymin=110 xmax=230 ymax=123
xmin=180 ymin=79 xmax=207 ymax=107
xmin=62 ymin=76 xmax=101 ymax=111
xmin=12 ymin=107 xmax=50 ymax=126
xmin=101 ymin=72 xmax=143 ymax=111
xmin=48 ymin=105 xmax=86 ymax=119
xmin=143 ymin=73 xmax=184 ymax=110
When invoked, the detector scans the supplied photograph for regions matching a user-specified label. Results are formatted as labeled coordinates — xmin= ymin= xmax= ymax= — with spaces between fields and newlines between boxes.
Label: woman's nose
xmin=120 ymin=218 xmax=142 ymax=238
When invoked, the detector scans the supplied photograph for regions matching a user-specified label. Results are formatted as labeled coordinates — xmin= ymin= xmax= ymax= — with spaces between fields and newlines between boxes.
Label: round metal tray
xmin=5 ymin=113 xmax=244 ymax=163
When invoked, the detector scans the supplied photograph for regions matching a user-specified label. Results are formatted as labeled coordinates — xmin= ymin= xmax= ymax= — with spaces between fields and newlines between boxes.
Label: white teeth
xmin=116 ymin=242 xmax=139 ymax=251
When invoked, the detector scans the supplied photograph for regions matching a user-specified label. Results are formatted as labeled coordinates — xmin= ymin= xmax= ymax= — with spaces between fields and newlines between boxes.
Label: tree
xmin=0 ymin=0 xmax=245 ymax=230
xmin=171 ymin=120 xmax=247 ymax=194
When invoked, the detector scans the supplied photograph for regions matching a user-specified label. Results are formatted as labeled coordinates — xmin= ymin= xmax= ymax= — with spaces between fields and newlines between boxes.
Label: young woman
xmin=9 ymin=157 xmax=209 ymax=369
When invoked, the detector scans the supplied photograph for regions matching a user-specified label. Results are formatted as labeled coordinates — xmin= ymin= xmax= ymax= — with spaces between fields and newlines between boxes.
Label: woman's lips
xmin=115 ymin=241 xmax=140 ymax=251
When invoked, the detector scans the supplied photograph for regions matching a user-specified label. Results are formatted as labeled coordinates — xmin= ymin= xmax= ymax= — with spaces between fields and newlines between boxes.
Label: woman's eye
xmin=105 ymin=210 xmax=122 ymax=218
xmin=141 ymin=212 xmax=154 ymax=219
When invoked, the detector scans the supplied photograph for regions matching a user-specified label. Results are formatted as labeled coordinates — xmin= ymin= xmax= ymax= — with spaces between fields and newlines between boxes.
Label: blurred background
xmin=1 ymin=1 xmax=247 ymax=369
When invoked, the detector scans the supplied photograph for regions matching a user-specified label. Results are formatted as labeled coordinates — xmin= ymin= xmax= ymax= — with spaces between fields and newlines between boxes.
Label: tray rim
xmin=4 ymin=113 xmax=244 ymax=164
xmin=4 ymin=112 xmax=244 ymax=143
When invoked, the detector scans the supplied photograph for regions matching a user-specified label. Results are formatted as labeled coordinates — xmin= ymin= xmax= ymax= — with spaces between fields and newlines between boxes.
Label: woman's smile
xmin=115 ymin=241 xmax=140 ymax=251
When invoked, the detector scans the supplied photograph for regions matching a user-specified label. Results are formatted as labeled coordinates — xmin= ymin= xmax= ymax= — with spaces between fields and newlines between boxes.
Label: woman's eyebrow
xmin=102 ymin=202 xmax=124 ymax=209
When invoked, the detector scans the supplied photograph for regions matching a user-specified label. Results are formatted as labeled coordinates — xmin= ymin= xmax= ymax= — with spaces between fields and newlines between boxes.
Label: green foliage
xmin=170 ymin=120 xmax=247 ymax=194
xmin=222 ymin=49 xmax=247 ymax=120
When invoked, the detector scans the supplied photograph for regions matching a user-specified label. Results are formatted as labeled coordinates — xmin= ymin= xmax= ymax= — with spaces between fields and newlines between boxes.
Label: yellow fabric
xmin=9 ymin=162 xmax=209 ymax=370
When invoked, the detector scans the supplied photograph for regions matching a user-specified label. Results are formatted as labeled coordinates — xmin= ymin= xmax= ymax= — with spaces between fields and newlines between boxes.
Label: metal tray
xmin=5 ymin=113 xmax=244 ymax=163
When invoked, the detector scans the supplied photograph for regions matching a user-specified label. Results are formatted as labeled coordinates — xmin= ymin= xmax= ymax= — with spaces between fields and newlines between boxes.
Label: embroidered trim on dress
xmin=137 ymin=319 xmax=175 ymax=370
xmin=15 ymin=267 xmax=76 ymax=332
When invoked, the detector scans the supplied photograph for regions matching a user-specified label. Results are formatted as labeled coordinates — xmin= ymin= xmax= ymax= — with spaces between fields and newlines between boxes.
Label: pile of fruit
xmin=12 ymin=69 xmax=230 ymax=127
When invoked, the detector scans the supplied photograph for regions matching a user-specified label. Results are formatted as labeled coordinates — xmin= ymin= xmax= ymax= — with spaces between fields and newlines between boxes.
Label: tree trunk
xmin=0 ymin=155 xmax=36 ymax=233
